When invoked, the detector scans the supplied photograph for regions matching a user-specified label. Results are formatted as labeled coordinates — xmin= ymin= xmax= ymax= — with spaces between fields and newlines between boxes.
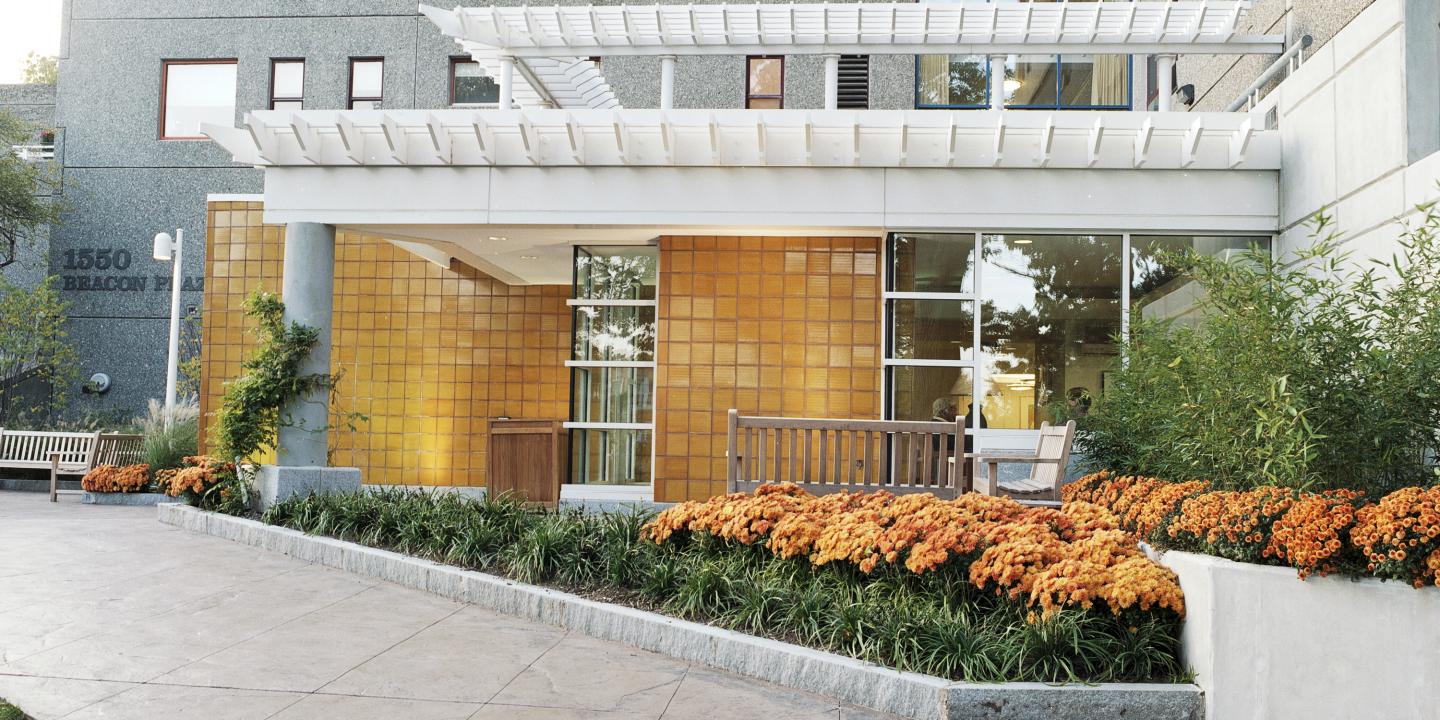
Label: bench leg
xmin=49 ymin=457 xmax=59 ymax=502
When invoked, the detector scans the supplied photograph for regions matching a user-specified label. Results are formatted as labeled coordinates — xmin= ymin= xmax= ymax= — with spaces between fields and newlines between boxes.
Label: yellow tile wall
xmin=654 ymin=236 xmax=883 ymax=502
xmin=200 ymin=201 xmax=571 ymax=486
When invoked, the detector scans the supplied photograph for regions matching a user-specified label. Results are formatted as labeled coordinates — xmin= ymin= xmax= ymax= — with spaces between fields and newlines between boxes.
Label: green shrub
xmin=138 ymin=398 xmax=199 ymax=471
xmin=262 ymin=490 xmax=1185 ymax=684
xmin=1081 ymin=208 xmax=1440 ymax=494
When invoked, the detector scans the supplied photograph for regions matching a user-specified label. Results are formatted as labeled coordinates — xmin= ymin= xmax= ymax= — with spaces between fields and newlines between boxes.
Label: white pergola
xmin=209 ymin=108 xmax=1272 ymax=171
xmin=420 ymin=1 xmax=1283 ymax=110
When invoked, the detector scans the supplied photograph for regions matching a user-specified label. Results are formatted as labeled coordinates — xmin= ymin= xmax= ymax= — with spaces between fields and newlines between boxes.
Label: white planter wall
xmin=1159 ymin=550 xmax=1440 ymax=720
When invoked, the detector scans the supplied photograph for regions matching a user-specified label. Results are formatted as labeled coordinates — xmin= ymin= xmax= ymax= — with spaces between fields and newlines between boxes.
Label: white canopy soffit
xmin=418 ymin=1 xmax=1284 ymax=57
xmin=206 ymin=109 xmax=1277 ymax=171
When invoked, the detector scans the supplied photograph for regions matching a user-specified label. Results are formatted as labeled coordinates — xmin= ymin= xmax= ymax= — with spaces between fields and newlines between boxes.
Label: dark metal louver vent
xmin=837 ymin=55 xmax=869 ymax=109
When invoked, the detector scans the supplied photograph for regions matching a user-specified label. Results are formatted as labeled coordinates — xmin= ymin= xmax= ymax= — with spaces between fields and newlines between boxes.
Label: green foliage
xmin=1081 ymin=209 xmax=1440 ymax=494
xmin=264 ymin=490 xmax=1184 ymax=683
xmin=22 ymin=53 xmax=57 ymax=84
xmin=1 ymin=110 xmax=63 ymax=248
xmin=212 ymin=290 xmax=334 ymax=463
xmin=138 ymin=398 xmax=199 ymax=471
xmin=0 ymin=275 xmax=78 ymax=424
xmin=0 ymin=698 xmax=29 ymax=720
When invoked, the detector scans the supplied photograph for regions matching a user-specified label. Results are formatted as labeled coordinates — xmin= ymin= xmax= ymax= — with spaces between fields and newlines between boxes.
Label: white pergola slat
xmin=204 ymin=108 xmax=1276 ymax=171
xmin=464 ymin=45 xmax=620 ymax=109
xmin=419 ymin=1 xmax=1283 ymax=57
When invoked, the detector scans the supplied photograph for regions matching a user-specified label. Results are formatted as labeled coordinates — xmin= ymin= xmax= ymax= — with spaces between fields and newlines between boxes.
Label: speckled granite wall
xmin=1181 ymin=0 xmax=1379 ymax=112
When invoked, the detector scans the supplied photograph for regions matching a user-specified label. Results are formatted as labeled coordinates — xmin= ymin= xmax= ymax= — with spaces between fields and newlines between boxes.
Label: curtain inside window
xmin=1091 ymin=54 xmax=1128 ymax=106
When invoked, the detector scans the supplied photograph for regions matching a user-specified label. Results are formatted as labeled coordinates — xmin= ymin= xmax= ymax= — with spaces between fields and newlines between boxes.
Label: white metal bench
xmin=0 ymin=429 xmax=145 ymax=501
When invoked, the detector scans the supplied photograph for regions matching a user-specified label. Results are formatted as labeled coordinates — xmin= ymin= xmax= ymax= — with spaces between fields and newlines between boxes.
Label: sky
xmin=0 ymin=0 xmax=64 ymax=84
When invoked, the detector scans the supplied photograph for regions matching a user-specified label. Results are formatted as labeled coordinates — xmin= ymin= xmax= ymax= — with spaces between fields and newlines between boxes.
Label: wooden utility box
xmin=486 ymin=419 xmax=567 ymax=507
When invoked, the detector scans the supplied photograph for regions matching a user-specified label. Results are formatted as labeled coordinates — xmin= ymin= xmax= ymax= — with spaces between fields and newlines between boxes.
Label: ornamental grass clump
xmin=263 ymin=486 xmax=1188 ymax=683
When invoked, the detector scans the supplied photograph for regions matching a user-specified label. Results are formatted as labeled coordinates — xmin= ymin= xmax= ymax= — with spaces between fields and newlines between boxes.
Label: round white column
xmin=659 ymin=55 xmax=677 ymax=110
xmin=498 ymin=55 xmax=515 ymax=109
xmin=277 ymin=222 xmax=336 ymax=468
xmin=823 ymin=54 xmax=840 ymax=110
xmin=988 ymin=54 xmax=1009 ymax=109
xmin=1155 ymin=54 xmax=1177 ymax=111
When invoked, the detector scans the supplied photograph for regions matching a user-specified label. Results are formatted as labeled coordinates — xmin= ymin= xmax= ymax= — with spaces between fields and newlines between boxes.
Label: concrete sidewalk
xmin=0 ymin=491 xmax=896 ymax=720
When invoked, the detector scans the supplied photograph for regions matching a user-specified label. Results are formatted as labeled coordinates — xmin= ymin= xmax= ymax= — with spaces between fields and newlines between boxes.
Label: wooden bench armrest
xmin=972 ymin=454 xmax=1063 ymax=464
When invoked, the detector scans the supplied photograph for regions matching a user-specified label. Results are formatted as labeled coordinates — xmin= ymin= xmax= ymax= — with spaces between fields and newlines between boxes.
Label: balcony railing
xmin=11 ymin=144 xmax=55 ymax=161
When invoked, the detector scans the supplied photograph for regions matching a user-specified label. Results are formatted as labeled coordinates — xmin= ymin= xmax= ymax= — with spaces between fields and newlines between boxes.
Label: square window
xmin=160 ymin=60 xmax=238 ymax=140
xmin=451 ymin=58 xmax=499 ymax=105
xmin=349 ymin=58 xmax=384 ymax=109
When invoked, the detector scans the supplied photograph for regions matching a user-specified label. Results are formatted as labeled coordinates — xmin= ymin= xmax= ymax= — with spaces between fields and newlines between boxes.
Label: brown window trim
xmin=348 ymin=56 xmax=384 ymax=110
xmin=448 ymin=56 xmax=482 ymax=106
xmin=158 ymin=58 xmax=238 ymax=141
xmin=745 ymin=55 xmax=784 ymax=109
xmin=269 ymin=58 xmax=305 ymax=110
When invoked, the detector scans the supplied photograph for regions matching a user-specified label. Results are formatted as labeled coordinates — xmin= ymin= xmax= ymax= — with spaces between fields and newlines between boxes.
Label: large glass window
xmin=1005 ymin=55 xmax=1130 ymax=109
xmin=886 ymin=233 xmax=1270 ymax=432
xmin=450 ymin=58 xmax=499 ymax=106
xmin=160 ymin=60 xmax=237 ymax=140
xmin=979 ymin=235 xmax=1122 ymax=428
xmin=1131 ymin=236 xmax=1271 ymax=325
xmin=915 ymin=55 xmax=989 ymax=108
xmin=567 ymin=246 xmax=658 ymax=485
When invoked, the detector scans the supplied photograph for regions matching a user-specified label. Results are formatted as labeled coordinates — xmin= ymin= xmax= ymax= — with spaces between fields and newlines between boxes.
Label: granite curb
xmin=83 ymin=492 xmax=181 ymax=506
xmin=157 ymin=504 xmax=1204 ymax=720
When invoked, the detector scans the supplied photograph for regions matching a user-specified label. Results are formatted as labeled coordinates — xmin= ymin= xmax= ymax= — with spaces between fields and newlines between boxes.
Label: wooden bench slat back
xmin=0 ymin=430 xmax=100 ymax=466
xmin=727 ymin=411 xmax=962 ymax=498
xmin=1028 ymin=420 xmax=1076 ymax=489
xmin=94 ymin=434 xmax=146 ymax=467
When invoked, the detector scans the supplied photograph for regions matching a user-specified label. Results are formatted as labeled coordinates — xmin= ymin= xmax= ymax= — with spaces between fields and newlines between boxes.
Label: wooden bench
xmin=971 ymin=420 xmax=1076 ymax=506
xmin=725 ymin=410 xmax=966 ymax=498
xmin=0 ymin=429 xmax=145 ymax=501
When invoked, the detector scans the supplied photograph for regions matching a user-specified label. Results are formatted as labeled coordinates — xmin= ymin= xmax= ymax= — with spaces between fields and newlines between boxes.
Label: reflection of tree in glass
xmin=575 ymin=254 xmax=655 ymax=300
xmin=946 ymin=59 xmax=989 ymax=105
xmin=979 ymin=236 xmax=1122 ymax=421
xmin=575 ymin=306 xmax=654 ymax=361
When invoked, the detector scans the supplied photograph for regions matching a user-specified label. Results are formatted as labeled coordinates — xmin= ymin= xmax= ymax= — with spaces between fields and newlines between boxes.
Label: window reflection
xmin=1131 ymin=236 xmax=1271 ymax=324
xmin=979 ymin=234 xmax=1122 ymax=429
xmin=570 ymin=428 xmax=652 ymax=485
xmin=916 ymin=55 xmax=989 ymax=107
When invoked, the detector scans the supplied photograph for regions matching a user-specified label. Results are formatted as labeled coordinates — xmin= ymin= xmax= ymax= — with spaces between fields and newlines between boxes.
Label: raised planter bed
xmin=83 ymin=492 xmax=178 ymax=506
xmin=158 ymin=504 xmax=1203 ymax=720
xmin=1157 ymin=549 xmax=1440 ymax=720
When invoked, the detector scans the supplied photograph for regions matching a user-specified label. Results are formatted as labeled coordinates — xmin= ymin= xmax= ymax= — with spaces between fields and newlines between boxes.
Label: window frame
xmin=448 ymin=56 xmax=501 ymax=107
xmin=745 ymin=55 xmax=785 ymax=109
xmin=564 ymin=246 xmax=660 ymax=486
xmin=347 ymin=57 xmax=385 ymax=110
xmin=268 ymin=58 xmax=305 ymax=110
xmin=881 ymin=231 xmax=1273 ymax=434
xmin=912 ymin=54 xmax=1135 ymax=110
xmin=158 ymin=58 xmax=239 ymax=141
xmin=912 ymin=55 xmax=992 ymax=110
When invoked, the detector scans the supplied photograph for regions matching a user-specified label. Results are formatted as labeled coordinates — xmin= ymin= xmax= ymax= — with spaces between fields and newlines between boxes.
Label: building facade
xmin=5 ymin=0 xmax=1439 ymax=502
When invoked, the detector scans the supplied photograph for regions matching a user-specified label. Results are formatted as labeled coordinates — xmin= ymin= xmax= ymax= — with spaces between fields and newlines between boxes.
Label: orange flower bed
xmin=81 ymin=464 xmax=151 ymax=493
xmin=161 ymin=455 xmax=234 ymax=498
xmin=1064 ymin=471 xmax=1440 ymax=588
xmin=644 ymin=483 xmax=1185 ymax=619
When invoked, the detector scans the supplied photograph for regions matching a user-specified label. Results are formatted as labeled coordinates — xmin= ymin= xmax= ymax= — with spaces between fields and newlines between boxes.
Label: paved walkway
xmin=0 ymin=492 xmax=895 ymax=720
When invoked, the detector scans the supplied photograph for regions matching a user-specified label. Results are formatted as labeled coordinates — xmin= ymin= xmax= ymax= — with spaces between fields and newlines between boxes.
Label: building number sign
xmin=60 ymin=247 xmax=204 ymax=292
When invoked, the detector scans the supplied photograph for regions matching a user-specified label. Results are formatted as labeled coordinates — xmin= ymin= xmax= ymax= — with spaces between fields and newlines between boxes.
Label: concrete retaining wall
xmin=1159 ymin=549 xmax=1440 ymax=720
xmin=158 ymin=504 xmax=1204 ymax=720
xmin=82 ymin=492 xmax=179 ymax=506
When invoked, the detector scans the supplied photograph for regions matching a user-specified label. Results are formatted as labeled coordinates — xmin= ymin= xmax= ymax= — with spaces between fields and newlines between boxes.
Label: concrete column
xmin=1155 ymin=54 xmax=1177 ymax=111
xmin=498 ymin=55 xmax=515 ymax=109
xmin=659 ymin=55 xmax=676 ymax=110
xmin=277 ymin=222 xmax=335 ymax=467
xmin=822 ymin=54 xmax=840 ymax=110
xmin=988 ymin=54 xmax=1009 ymax=109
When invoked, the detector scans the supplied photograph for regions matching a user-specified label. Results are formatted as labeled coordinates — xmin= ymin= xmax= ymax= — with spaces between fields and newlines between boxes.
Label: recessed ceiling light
xmin=488 ymin=236 xmax=506 ymax=241
xmin=1014 ymin=239 xmax=1033 ymax=245
xmin=520 ymin=255 xmax=539 ymax=260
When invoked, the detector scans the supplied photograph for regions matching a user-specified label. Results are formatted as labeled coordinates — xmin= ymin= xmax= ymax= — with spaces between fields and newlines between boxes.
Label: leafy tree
xmin=1 ymin=110 xmax=63 ymax=269
xmin=0 ymin=275 xmax=78 ymax=423
xmin=1081 ymin=208 xmax=1440 ymax=494
xmin=22 ymin=53 xmax=58 ymax=85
